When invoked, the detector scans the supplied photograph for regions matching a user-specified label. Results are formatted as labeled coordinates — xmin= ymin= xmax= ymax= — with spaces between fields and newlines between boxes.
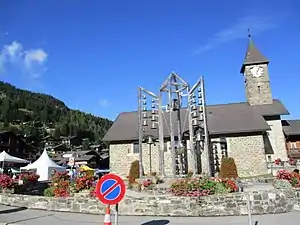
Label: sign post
xmin=95 ymin=174 xmax=126 ymax=225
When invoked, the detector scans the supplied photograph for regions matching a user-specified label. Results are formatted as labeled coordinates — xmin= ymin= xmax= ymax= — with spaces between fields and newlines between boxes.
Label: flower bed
xmin=273 ymin=169 xmax=300 ymax=189
xmin=0 ymin=172 xmax=40 ymax=194
xmin=170 ymin=177 xmax=238 ymax=196
xmin=0 ymin=174 xmax=15 ymax=192
xmin=44 ymin=171 xmax=96 ymax=198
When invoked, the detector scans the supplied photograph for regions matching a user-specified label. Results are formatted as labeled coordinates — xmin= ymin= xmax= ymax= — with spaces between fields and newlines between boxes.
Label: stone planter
xmin=74 ymin=189 xmax=90 ymax=197
xmin=1 ymin=188 xmax=14 ymax=194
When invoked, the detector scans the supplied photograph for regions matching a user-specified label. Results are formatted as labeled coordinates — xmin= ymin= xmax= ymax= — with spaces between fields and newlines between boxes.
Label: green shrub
xmin=44 ymin=187 xmax=55 ymax=197
xmin=220 ymin=157 xmax=238 ymax=179
xmin=214 ymin=182 xmax=230 ymax=194
xmin=273 ymin=179 xmax=292 ymax=190
xmin=129 ymin=160 xmax=141 ymax=181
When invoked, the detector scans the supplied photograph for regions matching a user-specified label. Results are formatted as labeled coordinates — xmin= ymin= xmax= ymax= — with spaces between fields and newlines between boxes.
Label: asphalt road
xmin=0 ymin=204 xmax=299 ymax=225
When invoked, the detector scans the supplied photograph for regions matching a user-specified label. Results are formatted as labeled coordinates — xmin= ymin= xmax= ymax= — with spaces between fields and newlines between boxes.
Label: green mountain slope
xmin=0 ymin=81 xmax=113 ymax=144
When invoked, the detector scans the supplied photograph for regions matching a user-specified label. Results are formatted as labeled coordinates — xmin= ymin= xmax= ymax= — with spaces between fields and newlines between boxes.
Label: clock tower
xmin=240 ymin=35 xmax=273 ymax=105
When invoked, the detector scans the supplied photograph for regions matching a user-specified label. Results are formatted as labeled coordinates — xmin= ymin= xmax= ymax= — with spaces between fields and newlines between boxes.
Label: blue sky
xmin=0 ymin=0 xmax=299 ymax=120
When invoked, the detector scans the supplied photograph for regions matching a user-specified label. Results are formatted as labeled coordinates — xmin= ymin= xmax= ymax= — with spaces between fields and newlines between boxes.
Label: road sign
xmin=95 ymin=173 xmax=126 ymax=205
xmin=68 ymin=157 xmax=75 ymax=166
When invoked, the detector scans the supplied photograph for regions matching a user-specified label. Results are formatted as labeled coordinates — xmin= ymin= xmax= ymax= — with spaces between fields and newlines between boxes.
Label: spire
xmin=240 ymin=29 xmax=269 ymax=73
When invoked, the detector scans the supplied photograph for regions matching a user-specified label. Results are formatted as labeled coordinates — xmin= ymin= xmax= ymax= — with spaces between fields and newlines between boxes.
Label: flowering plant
xmin=50 ymin=172 xmax=70 ymax=197
xmin=275 ymin=169 xmax=300 ymax=188
xmin=274 ymin=158 xmax=282 ymax=165
xmin=0 ymin=174 xmax=15 ymax=189
xmin=289 ymin=158 xmax=297 ymax=166
xmin=18 ymin=172 xmax=40 ymax=183
xmin=169 ymin=177 xmax=238 ymax=197
xmin=75 ymin=174 xmax=94 ymax=192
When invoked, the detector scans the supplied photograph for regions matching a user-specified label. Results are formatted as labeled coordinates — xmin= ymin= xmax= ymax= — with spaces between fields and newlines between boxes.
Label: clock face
xmin=249 ymin=66 xmax=264 ymax=78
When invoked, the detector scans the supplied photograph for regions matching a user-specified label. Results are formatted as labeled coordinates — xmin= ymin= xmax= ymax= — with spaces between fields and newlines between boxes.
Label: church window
xmin=133 ymin=142 xmax=139 ymax=153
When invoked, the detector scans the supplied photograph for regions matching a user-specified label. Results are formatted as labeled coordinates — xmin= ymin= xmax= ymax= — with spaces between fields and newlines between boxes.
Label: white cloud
xmin=98 ymin=98 xmax=109 ymax=108
xmin=0 ymin=41 xmax=48 ymax=78
xmin=194 ymin=15 xmax=279 ymax=54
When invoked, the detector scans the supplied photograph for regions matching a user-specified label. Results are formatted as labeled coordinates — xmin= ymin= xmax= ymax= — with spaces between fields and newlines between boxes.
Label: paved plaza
xmin=0 ymin=204 xmax=299 ymax=225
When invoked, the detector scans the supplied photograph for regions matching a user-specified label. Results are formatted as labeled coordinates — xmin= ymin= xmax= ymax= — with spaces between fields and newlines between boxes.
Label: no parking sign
xmin=95 ymin=173 xmax=126 ymax=205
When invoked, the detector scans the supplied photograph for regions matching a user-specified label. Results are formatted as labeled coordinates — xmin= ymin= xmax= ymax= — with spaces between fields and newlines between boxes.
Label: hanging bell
xmin=191 ymin=111 xmax=197 ymax=118
xmin=142 ymin=113 xmax=148 ymax=118
xmin=199 ymin=113 xmax=204 ymax=121
xmin=151 ymin=122 xmax=157 ymax=129
xmin=192 ymin=119 xmax=198 ymax=126
xmin=142 ymin=120 xmax=148 ymax=126
xmin=191 ymin=105 xmax=197 ymax=111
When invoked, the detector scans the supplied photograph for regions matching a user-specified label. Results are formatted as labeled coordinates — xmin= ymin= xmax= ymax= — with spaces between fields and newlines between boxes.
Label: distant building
xmin=0 ymin=131 xmax=38 ymax=161
xmin=103 ymin=37 xmax=300 ymax=177
xmin=61 ymin=136 xmax=82 ymax=147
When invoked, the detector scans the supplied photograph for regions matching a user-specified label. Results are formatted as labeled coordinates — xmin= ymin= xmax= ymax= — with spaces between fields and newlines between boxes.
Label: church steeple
xmin=240 ymin=31 xmax=269 ymax=73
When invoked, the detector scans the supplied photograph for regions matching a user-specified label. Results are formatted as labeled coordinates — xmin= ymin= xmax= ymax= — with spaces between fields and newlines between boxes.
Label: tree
xmin=82 ymin=139 xmax=90 ymax=150
xmin=53 ymin=127 xmax=61 ymax=139
xmin=0 ymin=81 xmax=113 ymax=146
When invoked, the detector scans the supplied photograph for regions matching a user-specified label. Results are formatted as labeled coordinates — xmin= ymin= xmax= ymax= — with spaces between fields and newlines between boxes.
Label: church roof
xmin=240 ymin=37 xmax=269 ymax=73
xmin=103 ymin=99 xmax=289 ymax=142
xmin=283 ymin=120 xmax=300 ymax=136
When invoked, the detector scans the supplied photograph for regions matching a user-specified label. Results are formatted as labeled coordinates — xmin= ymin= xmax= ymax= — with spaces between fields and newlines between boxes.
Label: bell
xmin=198 ymin=106 xmax=203 ymax=112
xmin=151 ymin=115 xmax=157 ymax=121
xmin=191 ymin=111 xmax=197 ymax=118
xmin=151 ymin=103 xmax=156 ymax=108
xmin=198 ymin=99 xmax=203 ymax=105
xmin=143 ymin=120 xmax=148 ymax=126
xmin=143 ymin=113 xmax=148 ymax=118
xmin=192 ymin=119 xmax=198 ymax=126
xmin=143 ymin=106 xmax=147 ymax=111
xmin=198 ymin=92 xmax=202 ymax=98
xmin=142 ymin=95 xmax=147 ymax=99
xmin=142 ymin=100 xmax=147 ymax=105
xmin=199 ymin=113 xmax=204 ymax=121
xmin=151 ymin=109 xmax=157 ymax=114
xmin=151 ymin=123 xmax=157 ymax=129
xmin=197 ymin=87 xmax=201 ymax=92
xmin=191 ymin=105 xmax=197 ymax=111
xmin=151 ymin=99 xmax=155 ymax=103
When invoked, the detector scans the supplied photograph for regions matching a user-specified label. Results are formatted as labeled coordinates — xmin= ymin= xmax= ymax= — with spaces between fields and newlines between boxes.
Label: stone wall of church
xmin=109 ymin=143 xmax=174 ymax=177
xmin=110 ymin=134 xmax=269 ymax=178
xmin=226 ymin=134 xmax=268 ymax=177
xmin=265 ymin=118 xmax=288 ymax=161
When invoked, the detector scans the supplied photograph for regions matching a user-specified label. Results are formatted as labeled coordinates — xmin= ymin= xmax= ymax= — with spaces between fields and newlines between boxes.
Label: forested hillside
xmin=0 ymin=81 xmax=113 ymax=144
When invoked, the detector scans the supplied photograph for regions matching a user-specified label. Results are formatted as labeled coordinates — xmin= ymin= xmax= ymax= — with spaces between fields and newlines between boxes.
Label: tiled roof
xmin=102 ymin=99 xmax=289 ymax=142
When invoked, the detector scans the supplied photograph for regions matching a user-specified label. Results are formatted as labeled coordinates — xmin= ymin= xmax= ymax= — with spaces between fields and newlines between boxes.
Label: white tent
xmin=0 ymin=151 xmax=29 ymax=163
xmin=20 ymin=150 xmax=66 ymax=181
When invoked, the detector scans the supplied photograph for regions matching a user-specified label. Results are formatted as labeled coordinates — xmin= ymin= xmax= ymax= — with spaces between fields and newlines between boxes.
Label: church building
xmin=103 ymin=37 xmax=300 ymax=177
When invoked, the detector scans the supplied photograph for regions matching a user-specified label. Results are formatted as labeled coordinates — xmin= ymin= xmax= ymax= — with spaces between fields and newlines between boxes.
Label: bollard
xmin=246 ymin=193 xmax=252 ymax=225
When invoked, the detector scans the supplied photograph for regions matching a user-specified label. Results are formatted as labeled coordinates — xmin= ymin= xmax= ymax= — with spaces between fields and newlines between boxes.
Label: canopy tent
xmin=0 ymin=151 xmax=29 ymax=163
xmin=21 ymin=150 xmax=66 ymax=181
xmin=79 ymin=165 xmax=94 ymax=171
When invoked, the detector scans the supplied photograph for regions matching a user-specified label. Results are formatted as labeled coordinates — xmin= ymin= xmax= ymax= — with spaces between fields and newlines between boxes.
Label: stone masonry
xmin=109 ymin=143 xmax=173 ymax=177
xmin=265 ymin=119 xmax=288 ymax=161
xmin=0 ymin=190 xmax=300 ymax=216
xmin=244 ymin=64 xmax=273 ymax=106
xmin=227 ymin=134 xmax=268 ymax=177
xmin=110 ymin=134 xmax=269 ymax=177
